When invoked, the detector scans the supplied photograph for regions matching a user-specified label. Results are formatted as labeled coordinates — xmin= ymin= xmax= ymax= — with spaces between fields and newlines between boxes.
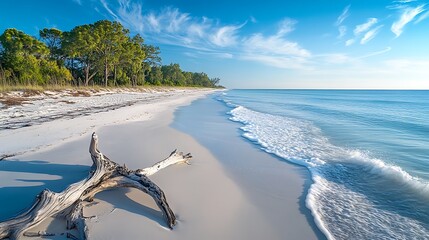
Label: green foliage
xmin=120 ymin=34 xmax=146 ymax=86
xmin=161 ymin=64 xmax=186 ymax=86
xmin=0 ymin=20 xmax=222 ymax=88
xmin=147 ymin=66 xmax=163 ymax=85
xmin=62 ymin=24 xmax=98 ymax=85
xmin=40 ymin=59 xmax=72 ymax=85
xmin=39 ymin=28 xmax=63 ymax=63
xmin=91 ymin=20 xmax=129 ymax=86
xmin=0 ymin=28 xmax=71 ymax=85
xmin=0 ymin=29 xmax=48 ymax=58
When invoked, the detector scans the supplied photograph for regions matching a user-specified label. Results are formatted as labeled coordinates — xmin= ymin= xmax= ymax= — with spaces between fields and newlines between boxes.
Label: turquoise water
xmin=219 ymin=90 xmax=429 ymax=239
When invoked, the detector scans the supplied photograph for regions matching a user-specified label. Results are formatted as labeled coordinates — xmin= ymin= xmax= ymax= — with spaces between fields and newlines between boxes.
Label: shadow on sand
xmin=0 ymin=159 xmax=89 ymax=221
xmin=93 ymin=188 xmax=167 ymax=228
xmin=0 ymin=159 xmax=169 ymax=231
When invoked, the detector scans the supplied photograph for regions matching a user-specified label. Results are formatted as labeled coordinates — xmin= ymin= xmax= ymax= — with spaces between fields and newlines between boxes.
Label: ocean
xmin=218 ymin=90 xmax=429 ymax=239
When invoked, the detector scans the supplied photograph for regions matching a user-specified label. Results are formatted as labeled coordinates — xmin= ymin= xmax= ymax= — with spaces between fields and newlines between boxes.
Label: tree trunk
xmin=71 ymin=58 xmax=76 ymax=86
xmin=0 ymin=133 xmax=192 ymax=239
xmin=104 ymin=59 xmax=108 ymax=87
xmin=113 ymin=65 xmax=117 ymax=87
xmin=84 ymin=64 xmax=90 ymax=86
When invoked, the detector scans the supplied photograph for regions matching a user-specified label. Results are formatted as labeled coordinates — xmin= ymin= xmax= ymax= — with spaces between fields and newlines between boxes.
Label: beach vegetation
xmin=0 ymin=20 xmax=224 ymax=90
xmin=0 ymin=29 xmax=71 ymax=86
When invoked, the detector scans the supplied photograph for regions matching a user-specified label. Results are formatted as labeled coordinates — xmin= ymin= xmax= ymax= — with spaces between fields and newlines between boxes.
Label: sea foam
xmin=228 ymin=104 xmax=429 ymax=239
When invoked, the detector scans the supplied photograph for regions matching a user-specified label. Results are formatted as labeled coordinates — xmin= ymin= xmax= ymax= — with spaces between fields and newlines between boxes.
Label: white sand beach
xmin=0 ymin=89 xmax=321 ymax=239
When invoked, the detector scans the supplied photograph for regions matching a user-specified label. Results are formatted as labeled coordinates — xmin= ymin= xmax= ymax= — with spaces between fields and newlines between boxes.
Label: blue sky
xmin=1 ymin=0 xmax=429 ymax=89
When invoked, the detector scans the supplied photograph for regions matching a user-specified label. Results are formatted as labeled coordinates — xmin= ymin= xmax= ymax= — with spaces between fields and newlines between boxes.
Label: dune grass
xmin=0 ymin=84 xmax=211 ymax=94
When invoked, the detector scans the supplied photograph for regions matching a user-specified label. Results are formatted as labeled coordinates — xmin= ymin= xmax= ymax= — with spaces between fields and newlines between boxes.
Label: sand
xmin=0 ymin=90 xmax=322 ymax=239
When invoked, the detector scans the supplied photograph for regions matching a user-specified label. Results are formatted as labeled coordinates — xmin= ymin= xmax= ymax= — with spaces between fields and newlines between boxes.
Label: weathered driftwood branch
xmin=0 ymin=132 xmax=192 ymax=239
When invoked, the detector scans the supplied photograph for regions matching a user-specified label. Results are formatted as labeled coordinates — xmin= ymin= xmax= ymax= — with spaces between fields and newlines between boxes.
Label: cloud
xmin=387 ymin=0 xmax=418 ymax=10
xmin=241 ymin=54 xmax=310 ymax=69
xmin=317 ymin=47 xmax=390 ymax=65
xmin=242 ymin=18 xmax=309 ymax=58
xmin=335 ymin=6 xmax=350 ymax=41
xmin=393 ymin=0 xmax=417 ymax=3
xmin=343 ymin=18 xmax=380 ymax=46
xmin=357 ymin=47 xmax=392 ymax=59
xmin=165 ymin=9 xmax=190 ymax=33
xmin=98 ymin=1 xmax=311 ymax=70
xmin=115 ymin=0 xmax=145 ymax=32
xmin=277 ymin=18 xmax=297 ymax=36
xmin=391 ymin=5 xmax=425 ymax=37
xmin=240 ymin=19 xmax=311 ymax=69
xmin=345 ymin=39 xmax=355 ymax=46
xmin=243 ymin=34 xmax=311 ymax=57
xmin=415 ymin=10 xmax=429 ymax=23
xmin=99 ymin=0 xmax=246 ymax=50
xmin=210 ymin=25 xmax=242 ymax=47
xmin=360 ymin=25 xmax=383 ymax=44
xmin=354 ymin=18 xmax=378 ymax=35
xmin=100 ymin=0 xmax=119 ymax=19
xmin=146 ymin=13 xmax=160 ymax=32
xmin=336 ymin=5 xmax=351 ymax=26
xmin=338 ymin=26 xmax=347 ymax=38
xmin=72 ymin=0 xmax=82 ymax=5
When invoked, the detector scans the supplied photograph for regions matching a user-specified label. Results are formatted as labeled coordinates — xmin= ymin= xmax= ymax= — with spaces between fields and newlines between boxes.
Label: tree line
xmin=0 ymin=20 xmax=223 ymax=88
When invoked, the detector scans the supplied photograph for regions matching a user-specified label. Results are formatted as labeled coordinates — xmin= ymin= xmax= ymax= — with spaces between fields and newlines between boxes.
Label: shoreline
xmin=0 ymin=88 xmax=215 ymax=157
xmin=0 ymin=90 xmax=321 ymax=239
xmin=172 ymin=94 xmax=325 ymax=239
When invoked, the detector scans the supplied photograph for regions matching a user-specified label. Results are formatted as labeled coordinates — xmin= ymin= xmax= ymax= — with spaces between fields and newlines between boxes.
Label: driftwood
xmin=0 ymin=132 xmax=192 ymax=239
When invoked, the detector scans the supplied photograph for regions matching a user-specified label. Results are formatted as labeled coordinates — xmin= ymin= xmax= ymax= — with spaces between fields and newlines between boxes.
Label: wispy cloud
xmin=360 ymin=25 xmax=383 ymax=44
xmin=354 ymin=18 xmax=378 ymax=35
xmin=146 ymin=13 xmax=160 ymax=32
xmin=315 ymin=46 xmax=391 ymax=65
xmin=357 ymin=47 xmax=392 ymax=59
xmin=241 ymin=54 xmax=310 ymax=69
xmin=336 ymin=5 xmax=351 ymax=26
xmin=115 ymin=0 xmax=145 ymax=32
xmin=98 ymin=1 xmax=312 ymax=70
xmin=415 ymin=10 xmax=429 ymax=23
xmin=277 ymin=18 xmax=297 ymax=36
xmin=210 ymin=25 xmax=243 ymax=47
xmin=344 ymin=18 xmax=380 ymax=46
xmin=164 ymin=9 xmax=190 ymax=33
xmin=99 ymin=0 xmax=393 ymax=71
xmin=338 ymin=26 xmax=347 ymax=39
xmin=243 ymin=33 xmax=310 ymax=57
xmin=241 ymin=18 xmax=311 ymax=68
xmin=391 ymin=5 xmax=425 ymax=37
xmin=393 ymin=0 xmax=417 ymax=3
xmin=100 ymin=0 xmax=245 ymax=50
xmin=100 ymin=0 xmax=119 ymax=19
xmin=335 ymin=5 xmax=350 ymax=40
xmin=243 ymin=18 xmax=310 ymax=57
